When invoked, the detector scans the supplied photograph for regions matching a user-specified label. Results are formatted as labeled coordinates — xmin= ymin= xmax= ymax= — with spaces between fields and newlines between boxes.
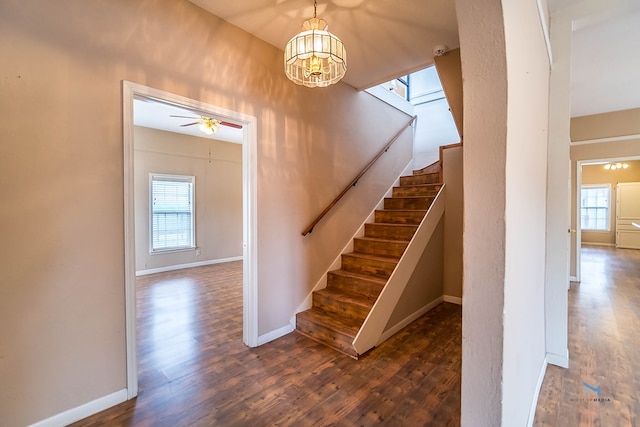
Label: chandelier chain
xmin=314 ymin=0 xmax=317 ymax=18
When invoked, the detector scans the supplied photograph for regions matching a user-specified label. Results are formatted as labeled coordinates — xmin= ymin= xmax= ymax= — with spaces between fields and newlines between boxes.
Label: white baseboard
xmin=443 ymin=295 xmax=462 ymax=305
xmin=29 ymin=389 xmax=127 ymax=427
xmin=136 ymin=256 xmax=243 ymax=276
xmin=581 ymin=242 xmax=615 ymax=247
xmin=257 ymin=324 xmax=294 ymax=346
xmin=546 ymin=349 xmax=569 ymax=368
xmin=527 ymin=356 xmax=548 ymax=427
xmin=378 ymin=296 xmax=444 ymax=343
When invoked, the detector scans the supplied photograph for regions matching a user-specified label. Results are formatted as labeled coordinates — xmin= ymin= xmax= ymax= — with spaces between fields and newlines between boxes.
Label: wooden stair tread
xmin=315 ymin=287 xmax=377 ymax=307
xmin=355 ymin=235 xmax=412 ymax=244
xmin=389 ymin=195 xmax=436 ymax=198
xmin=297 ymin=308 xmax=361 ymax=336
xmin=367 ymin=222 xmax=419 ymax=229
xmin=377 ymin=209 xmax=428 ymax=213
xmin=347 ymin=251 xmax=402 ymax=262
xmin=397 ymin=183 xmax=442 ymax=187
xmin=328 ymin=269 xmax=387 ymax=285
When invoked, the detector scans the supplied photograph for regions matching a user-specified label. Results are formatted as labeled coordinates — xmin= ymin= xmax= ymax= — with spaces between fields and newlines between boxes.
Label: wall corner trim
xmin=527 ymin=356 xmax=548 ymax=427
xmin=257 ymin=324 xmax=295 ymax=346
xmin=546 ymin=350 xmax=569 ymax=368
xmin=377 ymin=296 xmax=444 ymax=344
xmin=443 ymin=295 xmax=462 ymax=305
xmin=28 ymin=389 xmax=127 ymax=427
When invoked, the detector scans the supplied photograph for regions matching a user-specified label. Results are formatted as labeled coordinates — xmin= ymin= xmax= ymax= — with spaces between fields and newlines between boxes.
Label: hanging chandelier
xmin=284 ymin=1 xmax=347 ymax=88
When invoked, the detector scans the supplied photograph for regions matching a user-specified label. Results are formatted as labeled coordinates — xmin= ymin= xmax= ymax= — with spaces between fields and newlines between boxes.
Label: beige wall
xmin=580 ymin=161 xmax=640 ymax=245
xmin=134 ymin=126 xmax=242 ymax=271
xmin=456 ymin=0 xmax=508 ymax=424
xmin=457 ymin=0 xmax=549 ymax=425
xmin=434 ymin=48 xmax=463 ymax=138
xmin=571 ymin=107 xmax=640 ymax=141
xmin=443 ymin=145 xmax=463 ymax=298
xmin=0 ymin=1 xmax=412 ymax=424
xmin=385 ymin=219 xmax=445 ymax=329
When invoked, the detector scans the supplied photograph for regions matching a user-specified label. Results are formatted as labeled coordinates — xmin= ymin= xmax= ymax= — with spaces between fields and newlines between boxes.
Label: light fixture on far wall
xmin=284 ymin=0 xmax=347 ymax=88
xmin=604 ymin=162 xmax=629 ymax=170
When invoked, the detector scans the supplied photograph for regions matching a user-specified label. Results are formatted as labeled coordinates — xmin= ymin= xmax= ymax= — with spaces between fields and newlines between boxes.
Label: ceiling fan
xmin=170 ymin=115 xmax=243 ymax=136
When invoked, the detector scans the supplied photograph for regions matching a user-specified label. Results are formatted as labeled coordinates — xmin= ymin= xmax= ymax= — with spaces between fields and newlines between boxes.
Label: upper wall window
xmin=581 ymin=184 xmax=611 ymax=231
xmin=150 ymin=173 xmax=195 ymax=252
xmin=381 ymin=76 xmax=410 ymax=101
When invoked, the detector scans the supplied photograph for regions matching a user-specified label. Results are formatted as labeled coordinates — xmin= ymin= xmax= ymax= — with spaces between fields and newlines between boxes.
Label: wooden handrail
xmin=302 ymin=115 xmax=417 ymax=236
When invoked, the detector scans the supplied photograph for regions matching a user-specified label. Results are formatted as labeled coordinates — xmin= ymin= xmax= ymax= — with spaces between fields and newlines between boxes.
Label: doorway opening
xmin=122 ymin=81 xmax=258 ymax=398
xmin=574 ymin=156 xmax=640 ymax=282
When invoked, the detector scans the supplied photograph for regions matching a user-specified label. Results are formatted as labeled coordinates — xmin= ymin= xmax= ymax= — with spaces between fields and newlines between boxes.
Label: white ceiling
xmin=550 ymin=0 xmax=640 ymax=117
xmin=570 ymin=6 xmax=640 ymax=117
xmin=133 ymin=98 xmax=244 ymax=143
xmin=188 ymin=0 xmax=460 ymax=90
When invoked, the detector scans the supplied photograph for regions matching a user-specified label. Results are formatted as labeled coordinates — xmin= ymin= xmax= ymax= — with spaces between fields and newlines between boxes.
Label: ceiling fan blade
xmin=220 ymin=121 xmax=243 ymax=129
xmin=180 ymin=122 xmax=200 ymax=127
xmin=170 ymin=115 xmax=200 ymax=119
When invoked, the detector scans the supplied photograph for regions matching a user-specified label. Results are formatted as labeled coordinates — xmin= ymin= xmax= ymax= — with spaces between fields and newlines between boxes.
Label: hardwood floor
xmin=73 ymin=261 xmax=461 ymax=426
xmin=534 ymin=246 xmax=640 ymax=427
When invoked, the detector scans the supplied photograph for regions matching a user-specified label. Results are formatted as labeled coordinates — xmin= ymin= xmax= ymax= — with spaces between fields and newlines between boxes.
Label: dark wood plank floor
xmin=534 ymin=246 xmax=640 ymax=427
xmin=73 ymin=261 xmax=461 ymax=426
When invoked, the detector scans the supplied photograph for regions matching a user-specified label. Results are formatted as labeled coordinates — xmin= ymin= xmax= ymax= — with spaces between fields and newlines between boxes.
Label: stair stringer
xmin=289 ymin=160 xmax=415 ymax=329
xmin=352 ymin=183 xmax=446 ymax=355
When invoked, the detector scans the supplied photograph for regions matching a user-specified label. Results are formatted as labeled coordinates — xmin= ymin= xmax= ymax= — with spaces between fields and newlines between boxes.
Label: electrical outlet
xmin=195 ymin=249 xmax=201 ymax=256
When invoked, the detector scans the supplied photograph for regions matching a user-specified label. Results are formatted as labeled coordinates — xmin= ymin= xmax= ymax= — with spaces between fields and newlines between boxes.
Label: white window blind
xmin=581 ymin=185 xmax=610 ymax=231
xmin=150 ymin=174 xmax=195 ymax=252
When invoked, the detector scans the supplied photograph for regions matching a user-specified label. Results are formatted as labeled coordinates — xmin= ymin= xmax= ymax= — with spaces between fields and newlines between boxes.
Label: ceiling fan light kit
xmin=170 ymin=114 xmax=243 ymax=137
xmin=198 ymin=117 xmax=220 ymax=135
xmin=604 ymin=162 xmax=629 ymax=170
xmin=284 ymin=0 xmax=347 ymax=88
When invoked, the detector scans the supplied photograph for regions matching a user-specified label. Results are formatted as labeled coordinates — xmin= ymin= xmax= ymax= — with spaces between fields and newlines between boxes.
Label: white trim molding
xmin=444 ymin=295 xmax=462 ymax=305
xmin=547 ymin=349 xmax=569 ymax=369
xmin=527 ymin=357 xmax=548 ymax=427
xmin=571 ymin=133 xmax=640 ymax=146
xmin=258 ymin=324 xmax=295 ymax=346
xmin=29 ymin=389 xmax=127 ymax=427
xmin=378 ymin=297 xmax=444 ymax=343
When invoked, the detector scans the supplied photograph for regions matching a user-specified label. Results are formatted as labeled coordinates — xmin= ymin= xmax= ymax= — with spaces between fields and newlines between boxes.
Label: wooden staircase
xmin=296 ymin=171 xmax=442 ymax=358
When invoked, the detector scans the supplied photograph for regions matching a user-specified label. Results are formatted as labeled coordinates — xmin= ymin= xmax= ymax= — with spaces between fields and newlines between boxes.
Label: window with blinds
xmin=150 ymin=174 xmax=195 ymax=252
xmin=581 ymin=184 xmax=610 ymax=231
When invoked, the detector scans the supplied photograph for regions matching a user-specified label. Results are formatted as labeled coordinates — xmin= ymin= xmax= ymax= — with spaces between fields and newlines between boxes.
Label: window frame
xmin=580 ymin=184 xmax=611 ymax=232
xmin=149 ymin=173 xmax=196 ymax=254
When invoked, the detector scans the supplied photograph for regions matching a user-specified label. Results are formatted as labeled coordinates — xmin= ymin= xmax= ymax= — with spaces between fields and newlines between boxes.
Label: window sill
xmin=150 ymin=247 xmax=196 ymax=255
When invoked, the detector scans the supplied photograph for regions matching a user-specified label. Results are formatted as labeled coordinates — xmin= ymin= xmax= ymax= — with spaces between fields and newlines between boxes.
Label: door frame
xmin=122 ymin=81 xmax=258 ymax=398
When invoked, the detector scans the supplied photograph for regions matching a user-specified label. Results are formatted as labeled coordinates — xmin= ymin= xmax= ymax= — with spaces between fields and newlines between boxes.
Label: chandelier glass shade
xmin=284 ymin=3 xmax=346 ymax=88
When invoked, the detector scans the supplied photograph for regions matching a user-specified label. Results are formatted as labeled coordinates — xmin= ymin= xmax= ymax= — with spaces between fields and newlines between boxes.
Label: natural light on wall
xmin=284 ymin=1 xmax=347 ymax=88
